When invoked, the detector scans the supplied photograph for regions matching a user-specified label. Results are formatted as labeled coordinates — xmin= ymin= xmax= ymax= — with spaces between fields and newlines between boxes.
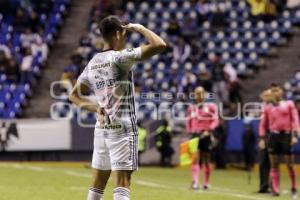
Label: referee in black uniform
xmin=257 ymin=89 xmax=272 ymax=193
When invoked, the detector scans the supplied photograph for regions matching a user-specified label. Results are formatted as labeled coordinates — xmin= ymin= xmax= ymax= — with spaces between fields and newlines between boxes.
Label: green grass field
xmin=0 ymin=162 xmax=296 ymax=200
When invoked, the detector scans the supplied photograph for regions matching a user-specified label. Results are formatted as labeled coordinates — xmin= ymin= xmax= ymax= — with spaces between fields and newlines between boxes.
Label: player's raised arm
xmin=122 ymin=23 xmax=167 ymax=60
xmin=68 ymin=82 xmax=99 ymax=113
xmin=68 ymin=65 xmax=99 ymax=113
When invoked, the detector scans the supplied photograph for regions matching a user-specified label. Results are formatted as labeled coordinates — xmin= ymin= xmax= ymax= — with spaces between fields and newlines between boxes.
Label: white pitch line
xmin=196 ymin=190 xmax=268 ymax=200
xmin=25 ymin=166 xmax=45 ymax=172
xmin=69 ymin=186 xmax=86 ymax=191
xmin=0 ymin=164 xmax=276 ymax=200
xmin=0 ymin=163 xmax=45 ymax=172
xmin=134 ymin=180 xmax=171 ymax=189
xmin=64 ymin=170 xmax=91 ymax=178
xmin=134 ymin=179 xmax=268 ymax=200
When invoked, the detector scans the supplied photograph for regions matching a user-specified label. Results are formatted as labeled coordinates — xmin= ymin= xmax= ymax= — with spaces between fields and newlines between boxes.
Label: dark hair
xmin=99 ymin=16 xmax=123 ymax=41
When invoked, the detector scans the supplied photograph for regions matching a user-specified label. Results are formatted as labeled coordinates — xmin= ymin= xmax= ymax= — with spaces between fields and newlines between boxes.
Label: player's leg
xmin=283 ymin=133 xmax=297 ymax=197
xmin=258 ymin=147 xmax=270 ymax=193
xmin=269 ymin=154 xmax=280 ymax=195
xmin=88 ymin=169 xmax=111 ymax=200
xmin=285 ymin=154 xmax=297 ymax=196
xmin=191 ymin=149 xmax=200 ymax=190
xmin=268 ymin=133 xmax=281 ymax=195
xmin=88 ymin=131 xmax=112 ymax=200
xmin=113 ymin=170 xmax=133 ymax=200
xmin=202 ymin=135 xmax=212 ymax=189
xmin=108 ymin=134 xmax=138 ymax=200
xmin=202 ymin=152 xmax=211 ymax=189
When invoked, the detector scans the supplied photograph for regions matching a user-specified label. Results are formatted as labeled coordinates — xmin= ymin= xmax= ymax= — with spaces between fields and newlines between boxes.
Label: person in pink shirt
xmin=259 ymin=85 xmax=299 ymax=197
xmin=186 ymin=86 xmax=219 ymax=190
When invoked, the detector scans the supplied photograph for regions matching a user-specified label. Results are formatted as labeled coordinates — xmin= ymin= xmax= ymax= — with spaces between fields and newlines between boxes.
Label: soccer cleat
xmin=191 ymin=182 xmax=200 ymax=190
xmin=257 ymin=189 xmax=269 ymax=194
xmin=291 ymin=188 xmax=298 ymax=199
xmin=203 ymin=184 xmax=210 ymax=190
xmin=271 ymin=191 xmax=280 ymax=196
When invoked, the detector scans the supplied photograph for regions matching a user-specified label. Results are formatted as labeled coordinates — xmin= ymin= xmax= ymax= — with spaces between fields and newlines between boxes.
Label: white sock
xmin=87 ymin=187 xmax=104 ymax=200
xmin=113 ymin=187 xmax=130 ymax=200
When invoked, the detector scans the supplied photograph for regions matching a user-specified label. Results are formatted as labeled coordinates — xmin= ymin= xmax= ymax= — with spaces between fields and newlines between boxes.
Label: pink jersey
xmin=259 ymin=100 xmax=300 ymax=137
xmin=186 ymin=103 xmax=219 ymax=133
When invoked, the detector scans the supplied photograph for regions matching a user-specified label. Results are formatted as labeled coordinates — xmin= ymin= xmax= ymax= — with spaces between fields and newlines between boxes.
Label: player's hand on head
xmin=122 ymin=23 xmax=144 ymax=32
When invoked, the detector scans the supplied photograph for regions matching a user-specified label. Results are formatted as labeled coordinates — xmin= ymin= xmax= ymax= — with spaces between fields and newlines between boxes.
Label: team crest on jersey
xmin=97 ymin=70 xmax=109 ymax=76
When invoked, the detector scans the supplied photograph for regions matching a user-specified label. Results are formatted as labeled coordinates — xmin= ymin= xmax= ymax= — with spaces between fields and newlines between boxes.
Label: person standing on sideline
xmin=137 ymin=121 xmax=147 ymax=166
xmin=257 ymin=89 xmax=272 ymax=194
xmin=155 ymin=120 xmax=174 ymax=167
xmin=259 ymin=85 xmax=299 ymax=197
xmin=186 ymin=86 xmax=219 ymax=190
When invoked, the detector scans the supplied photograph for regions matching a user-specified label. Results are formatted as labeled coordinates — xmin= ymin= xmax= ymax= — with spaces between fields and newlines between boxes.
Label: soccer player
xmin=69 ymin=16 xmax=166 ymax=200
xmin=186 ymin=86 xmax=219 ymax=190
xmin=259 ymin=85 xmax=299 ymax=197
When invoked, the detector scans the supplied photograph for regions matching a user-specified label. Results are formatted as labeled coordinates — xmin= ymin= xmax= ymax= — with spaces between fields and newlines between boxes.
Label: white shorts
xmin=91 ymin=130 xmax=138 ymax=171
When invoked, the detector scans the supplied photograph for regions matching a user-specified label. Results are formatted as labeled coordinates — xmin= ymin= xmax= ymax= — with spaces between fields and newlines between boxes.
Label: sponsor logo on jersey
xmin=99 ymin=123 xmax=123 ymax=130
xmin=95 ymin=79 xmax=116 ymax=89
xmin=112 ymin=161 xmax=128 ymax=167
xmin=91 ymin=62 xmax=111 ymax=70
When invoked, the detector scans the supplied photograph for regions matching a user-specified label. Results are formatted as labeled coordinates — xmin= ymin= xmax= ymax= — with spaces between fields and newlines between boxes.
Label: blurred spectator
xmin=287 ymin=0 xmax=300 ymax=8
xmin=20 ymin=48 xmax=33 ymax=83
xmin=61 ymin=52 xmax=83 ymax=85
xmin=195 ymin=0 xmax=211 ymax=16
xmin=242 ymin=123 xmax=256 ymax=170
xmin=213 ymin=119 xmax=227 ymax=169
xmin=0 ymin=44 xmax=11 ymax=59
xmin=224 ymin=64 xmax=242 ymax=103
xmin=31 ymin=0 xmax=53 ymax=14
xmin=180 ymin=72 xmax=197 ymax=99
xmin=272 ymin=0 xmax=287 ymax=13
xmin=5 ymin=58 xmax=19 ymax=83
xmin=77 ymin=33 xmax=94 ymax=60
xmin=14 ymin=8 xmax=29 ymax=32
xmin=173 ymin=37 xmax=191 ymax=63
xmin=169 ymin=79 xmax=179 ymax=96
xmin=248 ymin=0 xmax=268 ymax=17
xmin=89 ymin=24 xmax=104 ymax=50
xmin=0 ymin=51 xmax=9 ymax=73
xmin=247 ymin=0 xmax=277 ymax=21
xmin=115 ymin=8 xmax=129 ymax=22
xmin=167 ymin=19 xmax=181 ymax=36
xmin=31 ymin=37 xmax=49 ymax=62
xmin=189 ymin=37 xmax=203 ymax=63
xmin=197 ymin=68 xmax=213 ymax=92
xmin=29 ymin=11 xmax=41 ymax=32
xmin=181 ymin=17 xmax=198 ymax=38
xmin=20 ymin=28 xmax=42 ymax=48
xmin=210 ymin=7 xmax=227 ymax=30
xmin=211 ymin=56 xmax=229 ymax=103
xmin=155 ymin=120 xmax=174 ymax=167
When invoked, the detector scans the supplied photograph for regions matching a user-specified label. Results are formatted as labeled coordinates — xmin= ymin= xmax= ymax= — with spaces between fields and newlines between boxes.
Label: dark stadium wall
xmin=2 ymin=119 xmax=300 ymax=163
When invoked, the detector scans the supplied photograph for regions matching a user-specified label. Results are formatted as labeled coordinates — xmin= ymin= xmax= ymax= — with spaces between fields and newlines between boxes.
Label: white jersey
xmin=77 ymin=47 xmax=141 ymax=135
